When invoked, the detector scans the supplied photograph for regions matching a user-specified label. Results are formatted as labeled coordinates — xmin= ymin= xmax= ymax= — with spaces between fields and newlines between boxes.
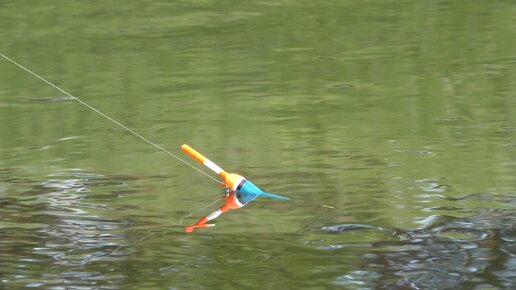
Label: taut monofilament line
xmin=0 ymin=52 xmax=219 ymax=184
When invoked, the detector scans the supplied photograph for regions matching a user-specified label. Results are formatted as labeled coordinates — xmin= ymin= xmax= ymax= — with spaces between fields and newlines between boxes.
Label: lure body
xmin=181 ymin=144 xmax=288 ymax=233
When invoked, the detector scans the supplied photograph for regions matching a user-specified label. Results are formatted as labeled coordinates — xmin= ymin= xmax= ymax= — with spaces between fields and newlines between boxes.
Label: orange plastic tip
xmin=185 ymin=225 xmax=201 ymax=233
xmin=181 ymin=144 xmax=207 ymax=164
xmin=185 ymin=224 xmax=215 ymax=233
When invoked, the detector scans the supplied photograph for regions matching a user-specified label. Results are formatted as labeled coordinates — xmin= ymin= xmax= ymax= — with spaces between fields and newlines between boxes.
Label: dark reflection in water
xmin=317 ymin=199 xmax=516 ymax=289
xmin=0 ymin=170 xmax=134 ymax=288
xmin=2 ymin=135 xmax=515 ymax=289
xmin=3 ymin=167 xmax=514 ymax=289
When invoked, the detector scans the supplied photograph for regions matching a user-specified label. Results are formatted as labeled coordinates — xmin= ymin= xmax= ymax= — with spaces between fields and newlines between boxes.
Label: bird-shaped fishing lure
xmin=181 ymin=144 xmax=288 ymax=233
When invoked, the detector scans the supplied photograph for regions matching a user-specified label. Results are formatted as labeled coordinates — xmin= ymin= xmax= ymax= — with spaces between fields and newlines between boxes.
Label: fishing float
xmin=181 ymin=144 xmax=289 ymax=233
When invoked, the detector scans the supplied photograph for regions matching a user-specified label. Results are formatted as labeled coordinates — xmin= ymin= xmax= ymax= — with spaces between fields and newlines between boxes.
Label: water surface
xmin=1 ymin=0 xmax=515 ymax=289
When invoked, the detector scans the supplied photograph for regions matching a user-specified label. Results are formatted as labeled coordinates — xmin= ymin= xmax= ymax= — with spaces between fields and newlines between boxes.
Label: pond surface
xmin=1 ymin=0 xmax=515 ymax=289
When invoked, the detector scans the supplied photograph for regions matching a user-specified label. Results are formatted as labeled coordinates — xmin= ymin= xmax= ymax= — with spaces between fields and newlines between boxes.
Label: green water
xmin=1 ymin=0 xmax=515 ymax=289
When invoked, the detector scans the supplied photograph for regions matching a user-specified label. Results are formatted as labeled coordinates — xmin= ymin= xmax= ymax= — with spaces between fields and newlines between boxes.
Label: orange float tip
xmin=180 ymin=144 xmax=228 ymax=179
xmin=181 ymin=144 xmax=206 ymax=164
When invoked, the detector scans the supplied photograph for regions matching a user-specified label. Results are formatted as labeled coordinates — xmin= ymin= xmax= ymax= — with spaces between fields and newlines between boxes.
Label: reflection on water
xmin=1 ymin=169 xmax=515 ymax=289
xmin=0 ymin=171 xmax=131 ymax=288
xmin=302 ymin=193 xmax=516 ymax=289
xmin=364 ymin=208 xmax=515 ymax=289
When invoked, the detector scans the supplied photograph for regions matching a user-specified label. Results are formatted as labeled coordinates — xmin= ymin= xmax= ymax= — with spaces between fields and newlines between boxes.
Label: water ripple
xmin=0 ymin=170 xmax=137 ymax=288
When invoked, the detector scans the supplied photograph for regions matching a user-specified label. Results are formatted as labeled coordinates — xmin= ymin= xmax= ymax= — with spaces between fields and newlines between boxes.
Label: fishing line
xmin=0 ymin=52 xmax=220 ymax=184
xmin=177 ymin=196 xmax=223 ymax=225
xmin=112 ymin=196 xmax=222 ymax=254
